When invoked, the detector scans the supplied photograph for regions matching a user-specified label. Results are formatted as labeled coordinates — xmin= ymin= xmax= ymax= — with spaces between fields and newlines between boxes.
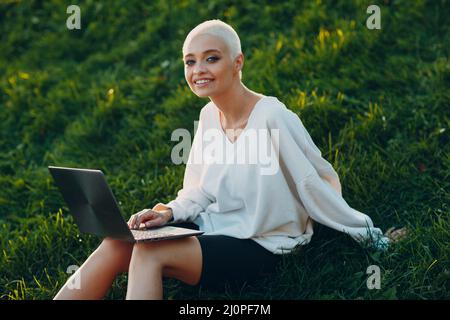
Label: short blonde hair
xmin=183 ymin=19 xmax=243 ymax=79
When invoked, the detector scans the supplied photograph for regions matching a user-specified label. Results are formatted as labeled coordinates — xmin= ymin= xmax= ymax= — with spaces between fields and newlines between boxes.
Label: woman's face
xmin=183 ymin=33 xmax=241 ymax=98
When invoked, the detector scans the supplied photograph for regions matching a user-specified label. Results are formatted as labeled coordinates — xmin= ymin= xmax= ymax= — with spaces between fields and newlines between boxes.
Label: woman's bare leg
xmin=53 ymin=238 xmax=133 ymax=300
xmin=126 ymin=236 xmax=203 ymax=300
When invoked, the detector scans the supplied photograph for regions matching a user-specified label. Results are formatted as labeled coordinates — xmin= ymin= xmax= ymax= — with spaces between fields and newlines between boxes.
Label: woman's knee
xmin=99 ymin=238 xmax=134 ymax=254
xmin=96 ymin=238 xmax=134 ymax=272
xmin=130 ymin=241 xmax=163 ymax=264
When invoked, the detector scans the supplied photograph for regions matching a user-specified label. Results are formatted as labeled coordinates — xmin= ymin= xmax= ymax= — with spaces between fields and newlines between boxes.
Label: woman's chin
xmin=193 ymin=89 xmax=213 ymax=98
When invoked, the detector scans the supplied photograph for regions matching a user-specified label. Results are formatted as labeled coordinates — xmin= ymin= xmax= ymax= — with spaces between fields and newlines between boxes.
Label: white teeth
xmin=195 ymin=79 xmax=212 ymax=84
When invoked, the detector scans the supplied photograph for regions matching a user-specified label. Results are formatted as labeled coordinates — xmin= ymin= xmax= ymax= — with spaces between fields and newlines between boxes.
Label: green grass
xmin=0 ymin=0 xmax=449 ymax=299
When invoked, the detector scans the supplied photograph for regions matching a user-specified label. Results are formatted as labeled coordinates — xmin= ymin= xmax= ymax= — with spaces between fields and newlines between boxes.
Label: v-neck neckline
xmin=214 ymin=95 xmax=267 ymax=146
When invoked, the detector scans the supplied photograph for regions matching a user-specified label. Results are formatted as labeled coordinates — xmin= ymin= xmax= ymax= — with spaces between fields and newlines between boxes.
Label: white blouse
xmin=163 ymin=95 xmax=389 ymax=254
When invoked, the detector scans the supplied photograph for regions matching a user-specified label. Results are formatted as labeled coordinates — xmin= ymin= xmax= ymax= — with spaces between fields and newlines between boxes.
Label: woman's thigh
xmin=138 ymin=222 xmax=282 ymax=290
xmin=133 ymin=234 xmax=203 ymax=286
xmin=168 ymin=223 xmax=282 ymax=290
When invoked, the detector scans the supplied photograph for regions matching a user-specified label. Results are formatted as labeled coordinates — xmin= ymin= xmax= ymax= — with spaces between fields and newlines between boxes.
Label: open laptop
xmin=48 ymin=166 xmax=203 ymax=243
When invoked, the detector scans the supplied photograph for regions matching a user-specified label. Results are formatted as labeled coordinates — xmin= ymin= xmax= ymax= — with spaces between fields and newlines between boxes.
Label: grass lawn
xmin=0 ymin=0 xmax=448 ymax=299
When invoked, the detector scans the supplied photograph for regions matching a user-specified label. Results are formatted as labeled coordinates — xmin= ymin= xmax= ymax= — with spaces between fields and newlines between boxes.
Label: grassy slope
xmin=0 ymin=0 xmax=448 ymax=299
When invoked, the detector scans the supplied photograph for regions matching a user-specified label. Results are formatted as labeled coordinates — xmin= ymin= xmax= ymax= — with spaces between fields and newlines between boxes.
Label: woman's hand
xmin=384 ymin=227 xmax=408 ymax=243
xmin=127 ymin=207 xmax=173 ymax=230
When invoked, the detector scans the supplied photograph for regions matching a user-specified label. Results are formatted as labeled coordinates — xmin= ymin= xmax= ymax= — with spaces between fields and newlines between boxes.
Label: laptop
xmin=48 ymin=166 xmax=204 ymax=242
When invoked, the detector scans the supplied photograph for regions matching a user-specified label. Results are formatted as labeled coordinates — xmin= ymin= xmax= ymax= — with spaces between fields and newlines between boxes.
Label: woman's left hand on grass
xmin=384 ymin=227 xmax=408 ymax=243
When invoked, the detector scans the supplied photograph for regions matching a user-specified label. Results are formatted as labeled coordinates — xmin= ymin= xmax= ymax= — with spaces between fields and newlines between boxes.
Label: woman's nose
xmin=193 ymin=61 xmax=207 ymax=74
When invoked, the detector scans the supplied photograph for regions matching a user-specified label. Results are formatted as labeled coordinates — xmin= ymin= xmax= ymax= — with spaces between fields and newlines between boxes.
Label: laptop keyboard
xmin=130 ymin=229 xmax=175 ymax=241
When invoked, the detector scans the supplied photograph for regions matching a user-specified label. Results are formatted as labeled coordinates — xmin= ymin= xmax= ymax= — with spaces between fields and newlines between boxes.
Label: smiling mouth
xmin=194 ymin=79 xmax=214 ymax=87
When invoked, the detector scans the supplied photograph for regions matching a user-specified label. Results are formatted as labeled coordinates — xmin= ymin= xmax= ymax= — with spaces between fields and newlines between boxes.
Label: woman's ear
xmin=234 ymin=53 xmax=244 ymax=76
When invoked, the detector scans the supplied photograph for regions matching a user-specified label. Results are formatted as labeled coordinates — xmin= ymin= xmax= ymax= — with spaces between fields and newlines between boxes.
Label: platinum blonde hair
xmin=183 ymin=19 xmax=243 ymax=79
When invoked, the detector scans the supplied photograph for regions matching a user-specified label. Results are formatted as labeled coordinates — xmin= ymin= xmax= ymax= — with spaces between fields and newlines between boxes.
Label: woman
xmin=54 ymin=19 xmax=406 ymax=300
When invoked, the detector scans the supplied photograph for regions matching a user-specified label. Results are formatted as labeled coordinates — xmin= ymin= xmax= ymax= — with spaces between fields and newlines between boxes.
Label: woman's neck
xmin=210 ymin=82 xmax=263 ymax=129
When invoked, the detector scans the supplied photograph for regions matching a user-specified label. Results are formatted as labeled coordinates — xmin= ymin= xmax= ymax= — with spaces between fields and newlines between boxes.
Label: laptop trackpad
xmin=130 ymin=226 xmax=204 ymax=241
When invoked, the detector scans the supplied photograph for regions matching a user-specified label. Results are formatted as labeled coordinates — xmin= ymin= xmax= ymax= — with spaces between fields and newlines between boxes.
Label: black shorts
xmin=170 ymin=222 xmax=283 ymax=291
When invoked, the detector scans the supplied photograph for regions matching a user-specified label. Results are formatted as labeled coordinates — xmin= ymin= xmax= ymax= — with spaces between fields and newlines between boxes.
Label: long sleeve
xmin=163 ymin=111 xmax=213 ymax=223
xmin=267 ymin=105 xmax=389 ymax=249
xmin=301 ymin=119 xmax=342 ymax=196
xmin=281 ymin=108 xmax=342 ymax=196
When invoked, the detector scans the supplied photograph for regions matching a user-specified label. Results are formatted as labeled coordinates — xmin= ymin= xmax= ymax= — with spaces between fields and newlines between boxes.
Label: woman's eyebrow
xmin=183 ymin=49 xmax=221 ymax=59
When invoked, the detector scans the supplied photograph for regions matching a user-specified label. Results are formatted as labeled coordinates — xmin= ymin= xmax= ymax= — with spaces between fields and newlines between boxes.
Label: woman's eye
xmin=207 ymin=56 xmax=219 ymax=62
xmin=185 ymin=56 xmax=219 ymax=66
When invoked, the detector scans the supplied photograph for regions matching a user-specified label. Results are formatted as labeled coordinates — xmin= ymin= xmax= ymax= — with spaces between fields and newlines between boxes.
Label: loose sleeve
xmin=282 ymin=108 xmax=342 ymax=196
xmin=162 ymin=111 xmax=212 ymax=223
xmin=301 ymin=119 xmax=342 ymax=196
xmin=267 ymin=105 xmax=389 ymax=250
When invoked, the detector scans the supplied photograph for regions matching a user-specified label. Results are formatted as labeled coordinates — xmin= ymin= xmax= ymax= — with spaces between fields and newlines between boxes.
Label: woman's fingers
xmin=127 ymin=214 xmax=135 ymax=228
xmin=385 ymin=227 xmax=395 ymax=235
xmin=386 ymin=227 xmax=408 ymax=243
xmin=393 ymin=227 xmax=408 ymax=239
xmin=128 ymin=214 xmax=136 ymax=228
xmin=127 ymin=208 xmax=169 ymax=230
xmin=132 ymin=211 xmax=149 ymax=229
xmin=127 ymin=211 xmax=138 ymax=228
xmin=134 ymin=210 xmax=161 ymax=229
xmin=144 ymin=215 xmax=165 ymax=228
xmin=393 ymin=227 xmax=407 ymax=236
xmin=128 ymin=209 xmax=148 ymax=229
